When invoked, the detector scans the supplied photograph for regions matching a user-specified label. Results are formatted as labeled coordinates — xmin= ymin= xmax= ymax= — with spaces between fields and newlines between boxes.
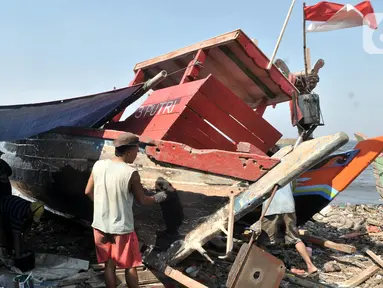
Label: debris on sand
xmin=15 ymin=205 xmax=383 ymax=287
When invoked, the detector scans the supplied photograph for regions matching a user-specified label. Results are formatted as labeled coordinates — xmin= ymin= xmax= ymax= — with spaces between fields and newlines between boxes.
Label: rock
xmin=323 ymin=261 xmax=341 ymax=273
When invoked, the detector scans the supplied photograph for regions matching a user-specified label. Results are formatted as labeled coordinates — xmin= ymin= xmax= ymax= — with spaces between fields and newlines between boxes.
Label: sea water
xmin=333 ymin=140 xmax=382 ymax=204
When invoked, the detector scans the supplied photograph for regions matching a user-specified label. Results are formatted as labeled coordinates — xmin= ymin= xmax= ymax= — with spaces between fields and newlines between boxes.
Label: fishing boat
xmin=1 ymin=29 xmax=383 ymax=274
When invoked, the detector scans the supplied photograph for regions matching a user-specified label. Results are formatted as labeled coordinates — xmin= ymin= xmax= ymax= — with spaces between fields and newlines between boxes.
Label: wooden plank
xmin=167 ymin=117 xmax=220 ymax=149
xmin=235 ymin=32 xmax=298 ymax=99
xmin=101 ymin=144 xmax=245 ymax=196
xmin=188 ymin=92 xmax=268 ymax=152
xmin=339 ymin=265 xmax=379 ymax=288
xmin=165 ymin=126 xmax=205 ymax=149
xmin=200 ymin=53 xmax=257 ymax=104
xmin=111 ymin=69 xmax=146 ymax=123
xmin=180 ymin=49 xmax=208 ymax=84
xmin=164 ymin=266 xmax=208 ymax=288
xmin=134 ymin=30 xmax=241 ymax=71
xmin=364 ymin=249 xmax=383 ymax=269
xmin=145 ymin=140 xmax=278 ymax=181
xmin=180 ymin=107 xmax=236 ymax=150
xmin=219 ymin=45 xmax=277 ymax=99
xmin=298 ymin=230 xmax=356 ymax=254
xmin=199 ymin=75 xmax=282 ymax=149
xmin=169 ymin=107 xmax=237 ymax=151
xmin=90 ymin=265 xmax=164 ymax=287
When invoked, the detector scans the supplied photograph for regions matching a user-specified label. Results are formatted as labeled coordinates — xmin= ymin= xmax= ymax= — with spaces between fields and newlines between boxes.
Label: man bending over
xmin=257 ymin=182 xmax=318 ymax=276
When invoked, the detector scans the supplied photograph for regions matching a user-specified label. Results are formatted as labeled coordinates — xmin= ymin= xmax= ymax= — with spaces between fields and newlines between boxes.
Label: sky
xmin=0 ymin=0 xmax=382 ymax=139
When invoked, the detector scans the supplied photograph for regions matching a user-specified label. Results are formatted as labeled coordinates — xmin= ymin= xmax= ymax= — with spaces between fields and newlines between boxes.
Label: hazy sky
xmin=0 ymin=0 xmax=382 ymax=138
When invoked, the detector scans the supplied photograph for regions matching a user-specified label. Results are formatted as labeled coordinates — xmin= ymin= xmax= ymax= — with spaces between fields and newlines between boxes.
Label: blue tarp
xmin=0 ymin=85 xmax=143 ymax=141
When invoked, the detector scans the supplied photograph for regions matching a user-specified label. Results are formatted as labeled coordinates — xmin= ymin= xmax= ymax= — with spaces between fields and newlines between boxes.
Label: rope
xmin=130 ymin=57 xmax=204 ymax=88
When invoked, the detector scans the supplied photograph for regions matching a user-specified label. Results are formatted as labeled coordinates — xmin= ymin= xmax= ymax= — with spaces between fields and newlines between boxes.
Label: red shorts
xmin=93 ymin=229 xmax=142 ymax=268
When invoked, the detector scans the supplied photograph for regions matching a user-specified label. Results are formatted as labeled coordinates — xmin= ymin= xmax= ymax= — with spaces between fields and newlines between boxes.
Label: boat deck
xmin=133 ymin=29 xmax=298 ymax=107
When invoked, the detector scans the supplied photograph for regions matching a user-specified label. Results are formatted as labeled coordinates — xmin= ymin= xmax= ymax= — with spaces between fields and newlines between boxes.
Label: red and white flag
xmin=305 ymin=1 xmax=378 ymax=32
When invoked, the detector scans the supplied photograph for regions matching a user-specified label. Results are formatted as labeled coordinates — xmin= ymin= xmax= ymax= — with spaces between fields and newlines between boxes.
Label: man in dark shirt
xmin=0 ymin=155 xmax=12 ymax=197
xmin=0 ymin=155 xmax=44 ymax=257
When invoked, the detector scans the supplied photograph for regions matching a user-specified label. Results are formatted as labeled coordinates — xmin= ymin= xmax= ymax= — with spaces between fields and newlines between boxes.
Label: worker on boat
xmin=85 ymin=132 xmax=172 ymax=288
xmin=0 ymin=154 xmax=45 ymax=258
xmin=256 ymin=181 xmax=318 ymax=277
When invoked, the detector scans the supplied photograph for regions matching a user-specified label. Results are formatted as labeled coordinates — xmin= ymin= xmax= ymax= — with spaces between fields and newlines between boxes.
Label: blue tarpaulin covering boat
xmin=0 ymin=84 xmax=143 ymax=142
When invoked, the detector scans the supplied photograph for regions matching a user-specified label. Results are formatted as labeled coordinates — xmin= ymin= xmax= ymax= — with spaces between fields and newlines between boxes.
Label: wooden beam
xmin=364 ymin=249 xmax=383 ymax=269
xmin=180 ymin=49 xmax=208 ymax=84
xmin=134 ymin=30 xmax=241 ymax=71
xmin=339 ymin=265 xmax=379 ymax=288
xmin=299 ymin=230 xmax=356 ymax=254
xmin=219 ymin=46 xmax=276 ymax=99
xmin=164 ymin=266 xmax=208 ymax=288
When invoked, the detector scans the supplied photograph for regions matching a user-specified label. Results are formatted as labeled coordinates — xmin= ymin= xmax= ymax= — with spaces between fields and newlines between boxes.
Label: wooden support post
xmin=226 ymin=194 xmax=235 ymax=254
xmin=339 ymin=265 xmax=380 ymax=288
xmin=111 ymin=69 xmax=145 ymax=123
xmin=285 ymin=271 xmax=332 ymax=288
xmin=253 ymin=98 xmax=267 ymax=116
xmin=180 ymin=49 xmax=208 ymax=84
xmin=194 ymin=245 xmax=214 ymax=264
xmin=164 ymin=266 xmax=208 ymax=288
xmin=298 ymin=230 xmax=356 ymax=254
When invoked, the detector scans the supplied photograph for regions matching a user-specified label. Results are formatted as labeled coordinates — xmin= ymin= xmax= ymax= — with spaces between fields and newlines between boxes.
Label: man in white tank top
xmin=85 ymin=132 xmax=170 ymax=288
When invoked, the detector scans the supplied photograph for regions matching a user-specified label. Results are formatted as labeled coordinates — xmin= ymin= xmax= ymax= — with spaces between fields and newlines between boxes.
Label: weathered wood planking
xmin=107 ymin=75 xmax=282 ymax=153
xmin=100 ymin=144 xmax=247 ymax=197
xmin=134 ymin=30 xmax=241 ymax=71
xmin=144 ymin=132 xmax=349 ymax=268
xmin=132 ymin=29 xmax=297 ymax=107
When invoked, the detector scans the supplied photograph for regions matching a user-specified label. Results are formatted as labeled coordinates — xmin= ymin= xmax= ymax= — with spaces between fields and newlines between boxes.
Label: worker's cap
xmin=113 ymin=132 xmax=140 ymax=148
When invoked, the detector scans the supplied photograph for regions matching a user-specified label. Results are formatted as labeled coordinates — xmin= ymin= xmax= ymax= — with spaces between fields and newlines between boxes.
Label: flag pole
xmin=303 ymin=2 xmax=309 ymax=78
xmin=267 ymin=0 xmax=297 ymax=70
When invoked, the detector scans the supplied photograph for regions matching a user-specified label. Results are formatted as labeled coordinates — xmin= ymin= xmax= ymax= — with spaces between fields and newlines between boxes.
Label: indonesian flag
xmin=305 ymin=1 xmax=378 ymax=32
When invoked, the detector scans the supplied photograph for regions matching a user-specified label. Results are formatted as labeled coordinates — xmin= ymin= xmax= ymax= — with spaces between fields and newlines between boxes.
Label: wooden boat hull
xmin=0 ymin=130 xmax=247 ymax=246
xmin=1 ymin=131 xmax=349 ymax=267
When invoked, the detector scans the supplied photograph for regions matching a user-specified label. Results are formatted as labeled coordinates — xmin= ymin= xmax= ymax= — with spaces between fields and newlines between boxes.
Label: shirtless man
xmin=85 ymin=132 xmax=171 ymax=288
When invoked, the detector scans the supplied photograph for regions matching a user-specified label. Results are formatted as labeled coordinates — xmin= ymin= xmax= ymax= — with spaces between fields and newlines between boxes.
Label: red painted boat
xmin=0 ymin=29 xmax=381 ymax=270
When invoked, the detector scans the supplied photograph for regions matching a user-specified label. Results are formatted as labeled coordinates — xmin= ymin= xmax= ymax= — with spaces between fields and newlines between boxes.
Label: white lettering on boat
xmin=134 ymin=98 xmax=181 ymax=119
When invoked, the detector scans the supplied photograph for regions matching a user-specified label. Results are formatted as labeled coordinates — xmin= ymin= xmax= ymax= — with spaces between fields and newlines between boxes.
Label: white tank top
xmin=91 ymin=159 xmax=136 ymax=234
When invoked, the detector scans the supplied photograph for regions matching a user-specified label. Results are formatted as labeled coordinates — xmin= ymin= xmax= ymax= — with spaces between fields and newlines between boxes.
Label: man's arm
xmin=85 ymin=173 xmax=94 ymax=201
xmin=130 ymin=171 xmax=169 ymax=205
